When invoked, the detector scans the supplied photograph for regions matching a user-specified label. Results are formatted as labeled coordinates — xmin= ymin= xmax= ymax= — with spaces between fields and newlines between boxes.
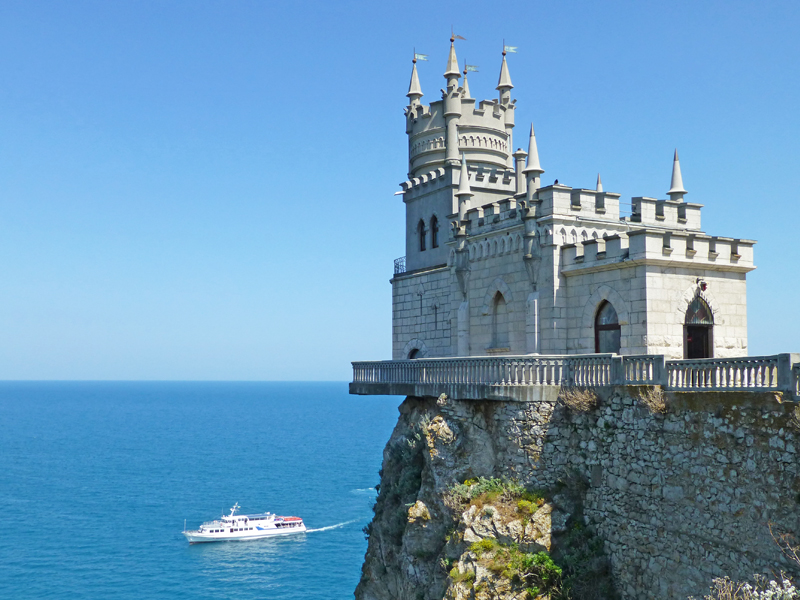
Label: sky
xmin=0 ymin=0 xmax=798 ymax=380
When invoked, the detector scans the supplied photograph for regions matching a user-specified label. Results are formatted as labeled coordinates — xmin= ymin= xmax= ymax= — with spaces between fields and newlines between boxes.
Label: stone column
xmin=457 ymin=301 xmax=470 ymax=356
xmin=526 ymin=292 xmax=540 ymax=354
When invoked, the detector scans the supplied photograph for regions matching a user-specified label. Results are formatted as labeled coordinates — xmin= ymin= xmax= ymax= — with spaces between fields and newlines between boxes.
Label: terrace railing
xmin=351 ymin=353 xmax=799 ymax=397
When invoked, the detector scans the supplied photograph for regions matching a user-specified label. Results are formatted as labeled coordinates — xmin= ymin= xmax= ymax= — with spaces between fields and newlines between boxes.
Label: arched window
xmin=595 ymin=301 xmax=621 ymax=353
xmin=431 ymin=216 xmax=439 ymax=248
xmin=408 ymin=348 xmax=419 ymax=360
xmin=491 ymin=292 xmax=509 ymax=350
xmin=684 ymin=296 xmax=714 ymax=359
xmin=417 ymin=220 xmax=426 ymax=251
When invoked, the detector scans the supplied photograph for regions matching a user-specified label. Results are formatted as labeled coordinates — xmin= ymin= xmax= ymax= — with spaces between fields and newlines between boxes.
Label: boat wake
xmin=305 ymin=518 xmax=361 ymax=533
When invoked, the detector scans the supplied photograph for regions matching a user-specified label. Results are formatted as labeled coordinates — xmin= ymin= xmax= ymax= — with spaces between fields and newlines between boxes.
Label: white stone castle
xmin=393 ymin=37 xmax=755 ymax=362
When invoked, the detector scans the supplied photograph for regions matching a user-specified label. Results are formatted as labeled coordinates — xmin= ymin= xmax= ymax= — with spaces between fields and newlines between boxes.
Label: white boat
xmin=183 ymin=503 xmax=306 ymax=543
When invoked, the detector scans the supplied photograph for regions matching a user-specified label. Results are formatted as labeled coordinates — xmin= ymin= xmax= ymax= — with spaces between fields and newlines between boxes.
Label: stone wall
xmin=392 ymin=266 xmax=453 ymax=359
xmin=357 ymin=388 xmax=800 ymax=600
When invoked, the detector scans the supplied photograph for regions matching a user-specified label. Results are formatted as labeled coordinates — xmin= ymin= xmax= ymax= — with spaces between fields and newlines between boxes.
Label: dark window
xmin=418 ymin=220 xmax=426 ymax=251
xmin=408 ymin=348 xmax=419 ymax=360
xmin=491 ymin=292 xmax=509 ymax=349
xmin=684 ymin=296 xmax=713 ymax=358
xmin=595 ymin=301 xmax=621 ymax=353
xmin=431 ymin=216 xmax=439 ymax=248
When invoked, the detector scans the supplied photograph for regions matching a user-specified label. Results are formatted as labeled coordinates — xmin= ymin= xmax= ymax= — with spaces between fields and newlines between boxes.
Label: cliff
xmin=355 ymin=389 xmax=800 ymax=600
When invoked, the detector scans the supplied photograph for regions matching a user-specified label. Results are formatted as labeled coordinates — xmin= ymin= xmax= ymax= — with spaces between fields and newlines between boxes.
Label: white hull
xmin=184 ymin=524 xmax=307 ymax=544
xmin=183 ymin=505 xmax=307 ymax=544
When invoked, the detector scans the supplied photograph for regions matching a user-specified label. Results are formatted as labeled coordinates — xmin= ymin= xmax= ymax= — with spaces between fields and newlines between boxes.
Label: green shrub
xmin=448 ymin=476 xmax=533 ymax=505
xmin=469 ymin=537 xmax=499 ymax=557
xmin=448 ymin=567 xmax=475 ymax=585
xmin=517 ymin=499 xmax=535 ymax=514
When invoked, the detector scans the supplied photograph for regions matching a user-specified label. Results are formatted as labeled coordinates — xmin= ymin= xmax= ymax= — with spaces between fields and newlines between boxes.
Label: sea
xmin=0 ymin=381 xmax=400 ymax=599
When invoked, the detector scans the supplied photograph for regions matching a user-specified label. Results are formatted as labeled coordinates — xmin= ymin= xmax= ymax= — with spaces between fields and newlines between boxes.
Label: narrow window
xmin=431 ymin=216 xmax=439 ymax=248
xmin=595 ymin=301 xmax=621 ymax=353
xmin=491 ymin=292 xmax=510 ymax=350
xmin=418 ymin=219 xmax=426 ymax=251
xmin=684 ymin=296 xmax=713 ymax=358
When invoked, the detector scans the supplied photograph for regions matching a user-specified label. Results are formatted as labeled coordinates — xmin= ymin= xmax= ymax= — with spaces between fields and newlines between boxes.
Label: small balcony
xmin=350 ymin=353 xmax=800 ymax=402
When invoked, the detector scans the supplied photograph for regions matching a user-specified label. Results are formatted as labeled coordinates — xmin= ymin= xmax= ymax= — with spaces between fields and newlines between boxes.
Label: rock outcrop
xmin=356 ymin=389 xmax=800 ymax=600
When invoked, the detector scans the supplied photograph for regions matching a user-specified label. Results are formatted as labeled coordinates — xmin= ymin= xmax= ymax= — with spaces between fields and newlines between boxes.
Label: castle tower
xmin=496 ymin=49 xmax=515 ymax=168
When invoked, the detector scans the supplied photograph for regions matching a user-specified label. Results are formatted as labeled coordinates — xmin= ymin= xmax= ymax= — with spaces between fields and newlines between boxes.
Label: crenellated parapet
xmin=627 ymin=196 xmax=703 ymax=230
xmin=534 ymin=184 xmax=623 ymax=222
xmin=560 ymin=229 xmax=756 ymax=275
xmin=407 ymin=98 xmax=513 ymax=177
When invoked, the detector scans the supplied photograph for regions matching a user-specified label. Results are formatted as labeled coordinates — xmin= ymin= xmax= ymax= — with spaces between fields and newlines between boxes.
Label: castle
xmin=352 ymin=40 xmax=799 ymax=600
xmin=392 ymin=38 xmax=755 ymax=362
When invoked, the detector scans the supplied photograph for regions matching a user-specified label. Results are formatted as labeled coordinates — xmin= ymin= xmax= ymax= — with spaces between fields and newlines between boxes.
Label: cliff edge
xmin=356 ymin=389 xmax=800 ymax=599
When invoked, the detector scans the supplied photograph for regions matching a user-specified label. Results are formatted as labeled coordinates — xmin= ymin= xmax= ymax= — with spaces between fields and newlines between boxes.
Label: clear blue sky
xmin=0 ymin=0 xmax=798 ymax=380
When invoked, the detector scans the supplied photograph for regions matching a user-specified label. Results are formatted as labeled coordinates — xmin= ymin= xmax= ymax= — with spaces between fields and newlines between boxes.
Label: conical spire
xmin=407 ymin=58 xmax=423 ymax=103
xmin=596 ymin=174 xmax=603 ymax=193
xmin=455 ymin=153 xmax=473 ymax=197
xmin=496 ymin=51 xmax=513 ymax=91
xmin=667 ymin=149 xmax=687 ymax=200
xmin=523 ymin=124 xmax=543 ymax=174
xmin=461 ymin=64 xmax=471 ymax=99
xmin=444 ymin=37 xmax=461 ymax=80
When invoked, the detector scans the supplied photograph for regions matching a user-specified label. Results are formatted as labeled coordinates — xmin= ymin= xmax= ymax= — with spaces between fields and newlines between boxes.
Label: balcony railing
xmin=351 ymin=353 xmax=800 ymax=399
xmin=393 ymin=256 xmax=406 ymax=275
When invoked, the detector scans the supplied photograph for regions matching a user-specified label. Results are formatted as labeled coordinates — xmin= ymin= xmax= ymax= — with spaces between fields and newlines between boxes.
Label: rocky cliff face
xmin=356 ymin=390 xmax=800 ymax=600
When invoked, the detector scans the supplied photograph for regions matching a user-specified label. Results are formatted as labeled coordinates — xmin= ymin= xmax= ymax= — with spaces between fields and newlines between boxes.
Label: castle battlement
xmin=559 ymin=230 xmax=756 ymax=275
xmin=388 ymin=39 xmax=757 ymax=359
xmin=627 ymin=196 xmax=704 ymax=229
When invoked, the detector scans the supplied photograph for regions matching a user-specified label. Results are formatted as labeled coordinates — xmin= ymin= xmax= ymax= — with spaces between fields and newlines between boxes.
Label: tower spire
xmin=455 ymin=153 xmax=473 ymax=222
xmin=496 ymin=47 xmax=513 ymax=104
xmin=444 ymin=36 xmax=461 ymax=88
xmin=523 ymin=124 xmax=544 ymax=197
xmin=596 ymin=174 xmax=603 ymax=193
xmin=462 ymin=62 xmax=471 ymax=99
xmin=407 ymin=55 xmax=423 ymax=105
xmin=667 ymin=149 xmax=687 ymax=201
xmin=455 ymin=153 xmax=473 ymax=198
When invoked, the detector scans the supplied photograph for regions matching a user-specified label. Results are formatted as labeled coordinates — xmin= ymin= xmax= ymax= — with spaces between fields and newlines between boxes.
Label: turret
xmin=496 ymin=49 xmax=515 ymax=168
xmin=523 ymin=124 xmax=544 ymax=200
xmin=513 ymin=148 xmax=528 ymax=196
xmin=461 ymin=63 xmax=471 ymax=99
xmin=667 ymin=149 xmax=687 ymax=201
xmin=444 ymin=38 xmax=461 ymax=91
xmin=443 ymin=37 xmax=463 ymax=165
xmin=496 ymin=50 xmax=513 ymax=104
xmin=407 ymin=57 xmax=423 ymax=107
xmin=455 ymin=153 xmax=473 ymax=222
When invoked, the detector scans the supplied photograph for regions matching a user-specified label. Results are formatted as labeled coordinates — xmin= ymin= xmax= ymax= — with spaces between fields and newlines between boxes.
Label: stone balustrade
xmin=350 ymin=353 xmax=799 ymax=401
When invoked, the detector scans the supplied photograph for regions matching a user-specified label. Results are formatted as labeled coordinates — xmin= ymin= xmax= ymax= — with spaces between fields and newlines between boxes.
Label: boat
xmin=183 ymin=503 xmax=307 ymax=543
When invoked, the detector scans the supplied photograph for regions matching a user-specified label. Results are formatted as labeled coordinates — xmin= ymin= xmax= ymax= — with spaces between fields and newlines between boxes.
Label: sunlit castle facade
xmin=392 ymin=38 xmax=755 ymax=361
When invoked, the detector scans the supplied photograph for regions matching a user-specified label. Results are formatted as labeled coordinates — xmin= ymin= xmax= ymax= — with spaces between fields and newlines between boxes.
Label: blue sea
xmin=0 ymin=382 xmax=400 ymax=599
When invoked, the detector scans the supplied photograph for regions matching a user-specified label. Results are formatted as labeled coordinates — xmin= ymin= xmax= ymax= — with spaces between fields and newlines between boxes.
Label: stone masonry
xmin=393 ymin=39 xmax=755 ymax=361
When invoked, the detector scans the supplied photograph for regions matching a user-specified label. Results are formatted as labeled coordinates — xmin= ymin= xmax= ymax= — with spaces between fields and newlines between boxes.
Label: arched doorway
xmin=595 ymin=301 xmax=621 ymax=353
xmin=684 ymin=296 xmax=713 ymax=358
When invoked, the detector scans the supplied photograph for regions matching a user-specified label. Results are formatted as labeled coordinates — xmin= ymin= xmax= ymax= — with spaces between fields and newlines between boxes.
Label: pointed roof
xmin=445 ymin=38 xmax=460 ymax=79
xmin=407 ymin=60 xmax=423 ymax=100
xmin=462 ymin=68 xmax=471 ymax=99
xmin=455 ymin=154 xmax=474 ymax=197
xmin=667 ymin=149 xmax=687 ymax=197
xmin=496 ymin=52 xmax=513 ymax=90
xmin=596 ymin=174 xmax=603 ymax=193
xmin=523 ymin=124 xmax=544 ymax=174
